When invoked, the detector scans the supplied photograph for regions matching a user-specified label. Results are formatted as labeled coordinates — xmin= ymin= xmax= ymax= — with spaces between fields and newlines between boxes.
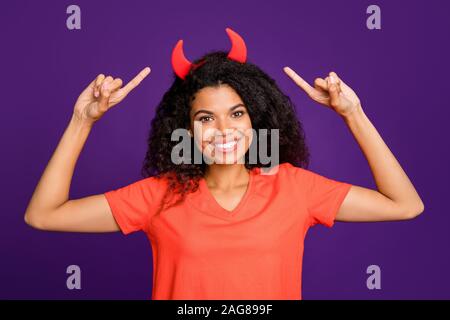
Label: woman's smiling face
xmin=189 ymin=84 xmax=253 ymax=164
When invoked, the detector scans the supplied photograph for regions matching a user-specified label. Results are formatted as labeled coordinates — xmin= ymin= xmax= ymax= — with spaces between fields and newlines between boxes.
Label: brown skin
xmin=23 ymin=64 xmax=424 ymax=233
xmin=283 ymin=68 xmax=424 ymax=221
xmin=189 ymin=84 xmax=254 ymax=212
xmin=24 ymin=67 xmax=151 ymax=232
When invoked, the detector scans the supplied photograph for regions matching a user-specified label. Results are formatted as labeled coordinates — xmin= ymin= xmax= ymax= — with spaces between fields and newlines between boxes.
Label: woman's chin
xmin=203 ymin=152 xmax=246 ymax=165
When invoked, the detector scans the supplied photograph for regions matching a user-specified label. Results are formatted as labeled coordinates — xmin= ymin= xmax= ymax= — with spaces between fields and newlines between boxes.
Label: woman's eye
xmin=232 ymin=111 xmax=244 ymax=117
xmin=199 ymin=116 xmax=213 ymax=122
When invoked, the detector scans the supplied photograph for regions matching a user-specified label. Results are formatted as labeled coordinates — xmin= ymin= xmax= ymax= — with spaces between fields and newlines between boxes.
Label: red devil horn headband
xmin=171 ymin=27 xmax=247 ymax=80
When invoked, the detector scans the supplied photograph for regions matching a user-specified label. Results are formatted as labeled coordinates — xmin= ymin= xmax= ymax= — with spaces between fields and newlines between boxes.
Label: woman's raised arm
xmin=24 ymin=67 xmax=151 ymax=232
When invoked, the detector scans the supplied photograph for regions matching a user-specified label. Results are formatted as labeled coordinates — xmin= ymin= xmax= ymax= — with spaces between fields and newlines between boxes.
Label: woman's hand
xmin=73 ymin=67 xmax=151 ymax=125
xmin=283 ymin=67 xmax=361 ymax=118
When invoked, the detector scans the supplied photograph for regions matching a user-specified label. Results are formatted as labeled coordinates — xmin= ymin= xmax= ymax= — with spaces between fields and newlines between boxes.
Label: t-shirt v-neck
xmin=194 ymin=167 xmax=256 ymax=220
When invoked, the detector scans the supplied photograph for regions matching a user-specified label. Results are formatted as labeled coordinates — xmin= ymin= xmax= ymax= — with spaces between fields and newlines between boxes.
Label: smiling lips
xmin=210 ymin=137 xmax=243 ymax=153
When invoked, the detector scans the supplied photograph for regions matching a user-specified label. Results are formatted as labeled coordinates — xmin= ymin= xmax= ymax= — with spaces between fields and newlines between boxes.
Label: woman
xmin=24 ymin=28 xmax=424 ymax=300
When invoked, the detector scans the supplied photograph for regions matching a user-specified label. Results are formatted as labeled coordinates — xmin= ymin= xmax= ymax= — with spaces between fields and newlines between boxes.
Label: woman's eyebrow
xmin=193 ymin=103 xmax=245 ymax=117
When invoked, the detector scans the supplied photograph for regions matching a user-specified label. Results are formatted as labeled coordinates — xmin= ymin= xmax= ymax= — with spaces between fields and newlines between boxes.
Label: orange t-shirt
xmin=104 ymin=162 xmax=352 ymax=300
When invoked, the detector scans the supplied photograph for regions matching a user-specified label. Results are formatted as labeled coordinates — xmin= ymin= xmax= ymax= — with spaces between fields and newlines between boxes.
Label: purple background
xmin=1 ymin=0 xmax=448 ymax=299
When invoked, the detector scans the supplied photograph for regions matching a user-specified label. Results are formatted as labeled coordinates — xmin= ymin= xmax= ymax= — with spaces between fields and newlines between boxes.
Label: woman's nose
xmin=216 ymin=118 xmax=232 ymax=134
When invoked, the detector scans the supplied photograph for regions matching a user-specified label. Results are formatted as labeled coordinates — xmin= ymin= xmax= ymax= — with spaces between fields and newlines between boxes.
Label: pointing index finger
xmin=122 ymin=67 xmax=151 ymax=96
xmin=283 ymin=67 xmax=315 ymax=96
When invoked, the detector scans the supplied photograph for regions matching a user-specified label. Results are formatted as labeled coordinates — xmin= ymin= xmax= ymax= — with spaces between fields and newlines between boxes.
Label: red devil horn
xmin=171 ymin=28 xmax=247 ymax=80
xmin=226 ymin=28 xmax=247 ymax=63
xmin=171 ymin=40 xmax=192 ymax=80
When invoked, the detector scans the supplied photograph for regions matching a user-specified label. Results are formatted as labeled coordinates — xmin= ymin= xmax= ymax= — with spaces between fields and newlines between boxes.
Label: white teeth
xmin=215 ymin=141 xmax=237 ymax=148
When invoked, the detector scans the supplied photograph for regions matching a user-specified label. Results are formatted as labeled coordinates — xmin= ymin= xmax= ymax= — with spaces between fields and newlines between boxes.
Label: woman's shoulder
xmin=136 ymin=171 xmax=199 ymax=192
xmin=116 ymin=173 xmax=172 ymax=195
xmin=258 ymin=162 xmax=305 ymax=176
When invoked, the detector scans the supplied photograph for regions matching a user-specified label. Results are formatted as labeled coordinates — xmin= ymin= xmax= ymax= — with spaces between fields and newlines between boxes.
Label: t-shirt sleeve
xmin=103 ymin=176 xmax=166 ymax=235
xmin=293 ymin=165 xmax=352 ymax=228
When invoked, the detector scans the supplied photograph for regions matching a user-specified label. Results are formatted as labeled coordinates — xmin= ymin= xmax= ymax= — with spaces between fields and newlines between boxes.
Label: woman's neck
xmin=204 ymin=164 xmax=250 ymax=190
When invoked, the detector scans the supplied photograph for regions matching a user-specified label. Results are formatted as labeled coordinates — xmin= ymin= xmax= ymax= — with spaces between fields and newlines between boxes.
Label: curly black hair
xmin=141 ymin=50 xmax=310 ymax=211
